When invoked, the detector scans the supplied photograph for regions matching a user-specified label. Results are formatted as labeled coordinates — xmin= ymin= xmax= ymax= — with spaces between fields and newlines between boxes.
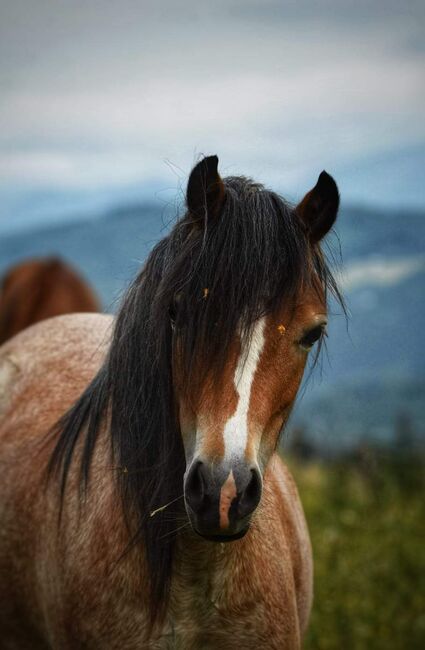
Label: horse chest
xmin=163 ymin=600 xmax=294 ymax=650
xmin=163 ymin=543 xmax=298 ymax=650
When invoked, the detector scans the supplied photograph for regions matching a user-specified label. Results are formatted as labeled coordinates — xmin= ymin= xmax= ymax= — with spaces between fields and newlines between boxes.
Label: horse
xmin=0 ymin=257 xmax=100 ymax=345
xmin=0 ymin=155 xmax=343 ymax=649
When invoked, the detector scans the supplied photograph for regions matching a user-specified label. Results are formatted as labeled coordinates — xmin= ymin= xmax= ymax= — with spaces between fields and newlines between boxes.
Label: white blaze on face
xmin=222 ymin=317 xmax=266 ymax=462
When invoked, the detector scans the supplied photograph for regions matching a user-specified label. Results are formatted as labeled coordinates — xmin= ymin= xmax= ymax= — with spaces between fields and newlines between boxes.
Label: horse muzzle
xmin=184 ymin=458 xmax=262 ymax=541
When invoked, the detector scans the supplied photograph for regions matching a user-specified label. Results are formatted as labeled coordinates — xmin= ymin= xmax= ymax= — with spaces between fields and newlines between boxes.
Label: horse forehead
xmin=193 ymin=305 xmax=311 ymax=436
xmin=198 ymin=307 xmax=303 ymax=409
xmin=197 ymin=315 xmax=278 ymax=406
xmin=228 ymin=314 xmax=295 ymax=408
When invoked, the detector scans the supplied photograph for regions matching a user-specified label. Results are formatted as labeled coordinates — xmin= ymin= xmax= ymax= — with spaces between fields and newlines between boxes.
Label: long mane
xmin=48 ymin=175 xmax=343 ymax=621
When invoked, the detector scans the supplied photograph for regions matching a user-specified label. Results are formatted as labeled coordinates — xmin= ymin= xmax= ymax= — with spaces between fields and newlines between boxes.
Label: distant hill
xmin=1 ymin=199 xmax=424 ymax=451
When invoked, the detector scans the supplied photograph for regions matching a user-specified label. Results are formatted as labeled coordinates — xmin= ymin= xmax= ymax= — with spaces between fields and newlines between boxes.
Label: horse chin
xmin=196 ymin=528 xmax=249 ymax=543
xmin=190 ymin=521 xmax=250 ymax=543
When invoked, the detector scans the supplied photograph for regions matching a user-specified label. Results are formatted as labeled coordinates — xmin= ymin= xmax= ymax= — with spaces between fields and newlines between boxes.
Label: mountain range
xmin=1 ymin=198 xmax=424 ymax=453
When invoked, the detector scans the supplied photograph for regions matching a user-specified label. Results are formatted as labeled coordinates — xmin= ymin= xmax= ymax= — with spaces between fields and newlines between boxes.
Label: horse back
xmin=0 ymin=258 xmax=100 ymax=344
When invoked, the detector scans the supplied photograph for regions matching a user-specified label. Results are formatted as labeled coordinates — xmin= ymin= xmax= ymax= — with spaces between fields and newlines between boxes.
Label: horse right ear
xmin=186 ymin=155 xmax=225 ymax=225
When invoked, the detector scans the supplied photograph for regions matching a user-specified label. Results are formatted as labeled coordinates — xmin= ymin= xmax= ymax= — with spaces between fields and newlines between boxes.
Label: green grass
xmin=289 ymin=453 xmax=425 ymax=649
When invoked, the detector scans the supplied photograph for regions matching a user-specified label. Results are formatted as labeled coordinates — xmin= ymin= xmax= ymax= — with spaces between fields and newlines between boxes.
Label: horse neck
xmin=172 ymin=527 xmax=254 ymax=612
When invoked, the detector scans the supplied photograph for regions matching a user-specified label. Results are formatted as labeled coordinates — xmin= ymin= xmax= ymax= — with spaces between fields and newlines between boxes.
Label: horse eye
xmin=299 ymin=325 xmax=326 ymax=351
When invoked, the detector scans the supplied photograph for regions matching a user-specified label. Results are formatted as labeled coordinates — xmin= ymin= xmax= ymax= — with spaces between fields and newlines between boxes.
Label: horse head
xmin=169 ymin=156 xmax=340 ymax=540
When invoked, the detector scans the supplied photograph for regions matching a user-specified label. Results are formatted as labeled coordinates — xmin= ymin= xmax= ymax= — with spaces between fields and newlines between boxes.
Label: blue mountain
xmin=1 ymin=198 xmax=424 ymax=451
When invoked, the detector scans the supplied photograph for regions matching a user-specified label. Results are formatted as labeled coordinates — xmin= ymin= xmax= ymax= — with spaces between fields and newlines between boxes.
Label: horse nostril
xmin=184 ymin=460 xmax=205 ymax=512
xmin=238 ymin=468 xmax=262 ymax=518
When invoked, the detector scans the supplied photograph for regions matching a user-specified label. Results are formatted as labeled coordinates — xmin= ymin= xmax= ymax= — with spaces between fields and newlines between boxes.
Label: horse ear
xmin=296 ymin=171 xmax=339 ymax=242
xmin=186 ymin=155 xmax=225 ymax=225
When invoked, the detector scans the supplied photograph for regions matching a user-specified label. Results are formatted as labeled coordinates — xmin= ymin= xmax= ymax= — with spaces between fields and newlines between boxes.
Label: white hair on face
xmin=222 ymin=317 xmax=266 ymax=463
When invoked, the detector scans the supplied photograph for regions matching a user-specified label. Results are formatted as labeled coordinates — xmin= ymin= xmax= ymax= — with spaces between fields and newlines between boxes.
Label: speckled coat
xmin=0 ymin=314 xmax=312 ymax=649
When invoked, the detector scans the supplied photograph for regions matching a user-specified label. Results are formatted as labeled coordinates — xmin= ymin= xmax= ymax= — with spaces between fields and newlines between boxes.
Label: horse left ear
xmin=296 ymin=171 xmax=339 ymax=242
xmin=186 ymin=155 xmax=225 ymax=225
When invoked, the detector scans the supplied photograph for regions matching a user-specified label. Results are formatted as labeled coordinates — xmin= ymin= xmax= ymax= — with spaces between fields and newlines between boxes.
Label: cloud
xmin=0 ymin=0 xmax=424 ymax=208
xmin=339 ymin=255 xmax=425 ymax=292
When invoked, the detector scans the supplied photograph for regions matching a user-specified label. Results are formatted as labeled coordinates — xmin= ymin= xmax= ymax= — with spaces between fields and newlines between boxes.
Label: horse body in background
xmin=0 ymin=257 xmax=100 ymax=344
xmin=0 ymin=156 xmax=343 ymax=649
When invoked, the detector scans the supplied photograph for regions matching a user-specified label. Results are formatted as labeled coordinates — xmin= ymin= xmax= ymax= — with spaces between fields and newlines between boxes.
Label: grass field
xmin=289 ymin=452 xmax=424 ymax=649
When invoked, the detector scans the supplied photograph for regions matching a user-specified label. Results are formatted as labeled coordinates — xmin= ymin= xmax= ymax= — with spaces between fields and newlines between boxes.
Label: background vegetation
xmin=288 ymin=446 xmax=424 ymax=649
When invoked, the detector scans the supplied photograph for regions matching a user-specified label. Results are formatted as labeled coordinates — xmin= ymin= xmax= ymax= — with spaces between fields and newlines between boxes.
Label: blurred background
xmin=1 ymin=1 xmax=424 ymax=647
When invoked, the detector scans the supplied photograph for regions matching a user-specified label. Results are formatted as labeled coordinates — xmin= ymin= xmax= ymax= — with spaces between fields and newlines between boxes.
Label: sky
xmin=1 ymin=0 xmax=424 ymax=230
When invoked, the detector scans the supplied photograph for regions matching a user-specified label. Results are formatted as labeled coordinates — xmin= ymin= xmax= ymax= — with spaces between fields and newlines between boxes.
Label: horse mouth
xmin=192 ymin=526 xmax=249 ymax=543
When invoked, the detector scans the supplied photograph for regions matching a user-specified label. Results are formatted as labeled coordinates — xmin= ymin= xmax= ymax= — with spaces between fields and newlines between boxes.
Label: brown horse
xmin=0 ymin=257 xmax=100 ymax=345
xmin=0 ymin=156 xmax=343 ymax=649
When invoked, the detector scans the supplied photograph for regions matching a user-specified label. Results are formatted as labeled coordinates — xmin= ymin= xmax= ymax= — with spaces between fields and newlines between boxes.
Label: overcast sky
xmin=1 ymin=0 xmax=424 ymax=214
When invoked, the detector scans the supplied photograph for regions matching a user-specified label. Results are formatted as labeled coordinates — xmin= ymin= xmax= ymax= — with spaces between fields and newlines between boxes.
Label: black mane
xmin=48 ymin=174 xmax=342 ymax=621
